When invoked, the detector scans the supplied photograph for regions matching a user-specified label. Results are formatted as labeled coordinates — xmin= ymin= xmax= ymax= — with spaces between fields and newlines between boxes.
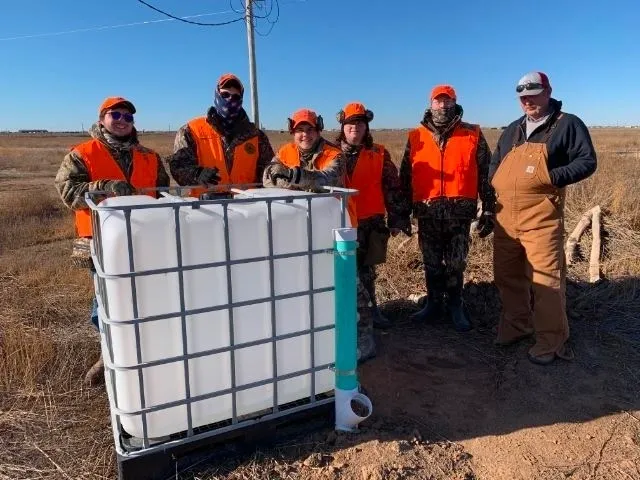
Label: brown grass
xmin=1 ymin=128 xmax=639 ymax=479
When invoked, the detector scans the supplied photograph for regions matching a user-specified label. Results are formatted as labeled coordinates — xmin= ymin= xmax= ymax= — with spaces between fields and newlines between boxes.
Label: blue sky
xmin=1 ymin=0 xmax=638 ymax=131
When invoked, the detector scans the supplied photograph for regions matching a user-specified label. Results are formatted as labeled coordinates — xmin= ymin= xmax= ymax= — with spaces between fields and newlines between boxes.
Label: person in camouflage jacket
xmin=169 ymin=74 xmax=274 ymax=195
xmin=335 ymin=102 xmax=412 ymax=336
xmin=54 ymin=96 xmax=170 ymax=386
xmin=399 ymin=85 xmax=495 ymax=332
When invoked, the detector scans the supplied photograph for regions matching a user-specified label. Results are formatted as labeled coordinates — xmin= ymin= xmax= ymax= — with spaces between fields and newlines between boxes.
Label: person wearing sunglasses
xmin=169 ymin=73 xmax=274 ymax=197
xmin=55 ymin=96 xmax=170 ymax=386
xmin=489 ymin=71 xmax=597 ymax=365
xmin=399 ymin=85 xmax=494 ymax=333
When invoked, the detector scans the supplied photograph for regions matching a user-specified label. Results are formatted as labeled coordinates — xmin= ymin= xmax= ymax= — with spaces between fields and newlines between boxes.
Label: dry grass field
xmin=1 ymin=127 xmax=639 ymax=479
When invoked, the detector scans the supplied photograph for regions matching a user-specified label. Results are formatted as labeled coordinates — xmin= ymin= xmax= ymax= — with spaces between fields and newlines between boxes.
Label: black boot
xmin=409 ymin=269 xmax=445 ymax=324
xmin=447 ymin=272 xmax=471 ymax=332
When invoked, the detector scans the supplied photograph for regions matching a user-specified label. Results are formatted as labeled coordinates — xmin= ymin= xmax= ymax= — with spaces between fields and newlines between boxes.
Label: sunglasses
xmin=516 ymin=82 xmax=545 ymax=93
xmin=107 ymin=111 xmax=134 ymax=123
xmin=220 ymin=91 xmax=242 ymax=101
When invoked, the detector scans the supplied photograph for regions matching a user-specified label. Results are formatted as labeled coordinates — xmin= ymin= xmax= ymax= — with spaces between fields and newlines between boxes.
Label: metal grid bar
xmin=103 ymin=324 xmax=335 ymax=371
xmin=110 ymin=362 xmax=336 ymax=418
xmin=222 ymin=204 xmax=238 ymax=424
xmin=98 ymin=287 xmax=335 ymax=326
xmin=173 ymin=206 xmax=194 ymax=436
xmin=124 ymin=209 xmax=149 ymax=449
xmin=91 ymin=248 xmax=335 ymax=280
xmin=306 ymin=197 xmax=316 ymax=402
xmin=266 ymin=201 xmax=279 ymax=413
xmin=118 ymin=397 xmax=335 ymax=458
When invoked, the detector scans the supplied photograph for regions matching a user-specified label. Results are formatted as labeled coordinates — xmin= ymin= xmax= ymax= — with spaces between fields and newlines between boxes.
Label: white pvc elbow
xmin=335 ymin=387 xmax=373 ymax=432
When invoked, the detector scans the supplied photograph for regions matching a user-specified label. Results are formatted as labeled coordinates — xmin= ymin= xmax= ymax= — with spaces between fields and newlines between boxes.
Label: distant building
xmin=18 ymin=129 xmax=49 ymax=134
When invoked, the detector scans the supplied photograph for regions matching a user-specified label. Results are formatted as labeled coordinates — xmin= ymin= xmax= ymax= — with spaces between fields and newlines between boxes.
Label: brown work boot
xmin=83 ymin=354 xmax=105 ymax=387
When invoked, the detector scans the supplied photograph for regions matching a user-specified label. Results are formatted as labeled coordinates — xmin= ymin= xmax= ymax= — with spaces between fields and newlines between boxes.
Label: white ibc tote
xmin=93 ymin=188 xmax=349 ymax=439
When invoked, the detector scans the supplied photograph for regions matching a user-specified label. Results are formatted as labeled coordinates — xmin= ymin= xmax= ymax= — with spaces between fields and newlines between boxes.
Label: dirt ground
xmin=1 ymin=131 xmax=639 ymax=479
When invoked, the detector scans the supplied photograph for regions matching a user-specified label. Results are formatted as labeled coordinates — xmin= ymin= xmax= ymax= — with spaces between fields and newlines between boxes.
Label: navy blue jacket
xmin=489 ymin=99 xmax=597 ymax=188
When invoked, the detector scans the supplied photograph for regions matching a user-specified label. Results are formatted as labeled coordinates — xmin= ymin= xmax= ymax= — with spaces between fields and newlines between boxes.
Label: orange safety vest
xmin=408 ymin=124 xmax=479 ymax=202
xmin=345 ymin=144 xmax=386 ymax=221
xmin=72 ymin=139 xmax=159 ymax=238
xmin=278 ymin=142 xmax=358 ymax=226
xmin=188 ymin=117 xmax=259 ymax=196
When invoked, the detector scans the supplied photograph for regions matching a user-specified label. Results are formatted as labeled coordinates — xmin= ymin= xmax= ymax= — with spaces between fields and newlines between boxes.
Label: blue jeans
xmin=91 ymin=295 xmax=99 ymax=330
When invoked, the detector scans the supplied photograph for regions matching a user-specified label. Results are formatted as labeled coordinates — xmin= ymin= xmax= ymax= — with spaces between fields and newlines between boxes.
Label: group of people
xmin=54 ymin=71 xmax=597 ymax=386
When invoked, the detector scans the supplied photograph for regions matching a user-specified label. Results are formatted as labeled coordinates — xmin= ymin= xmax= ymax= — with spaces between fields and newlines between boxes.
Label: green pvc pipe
xmin=333 ymin=228 xmax=358 ymax=391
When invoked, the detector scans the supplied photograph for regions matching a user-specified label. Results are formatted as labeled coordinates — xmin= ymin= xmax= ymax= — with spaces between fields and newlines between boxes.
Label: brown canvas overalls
xmin=491 ymin=117 xmax=572 ymax=360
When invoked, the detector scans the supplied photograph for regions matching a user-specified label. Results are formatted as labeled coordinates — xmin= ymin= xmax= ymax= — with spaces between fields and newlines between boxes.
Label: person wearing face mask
xmin=335 ymin=102 xmax=412 ymax=332
xmin=490 ymin=72 xmax=597 ymax=365
xmin=55 ymin=96 xmax=170 ymax=386
xmin=399 ymin=85 xmax=494 ymax=332
xmin=263 ymin=109 xmax=377 ymax=364
xmin=169 ymin=73 xmax=274 ymax=196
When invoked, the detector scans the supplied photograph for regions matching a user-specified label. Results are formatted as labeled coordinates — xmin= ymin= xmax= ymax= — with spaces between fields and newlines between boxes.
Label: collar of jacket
xmin=206 ymin=106 xmax=257 ymax=139
xmin=421 ymin=104 xmax=464 ymax=136
xmin=90 ymin=123 xmax=139 ymax=152
xmin=518 ymin=98 xmax=563 ymax=129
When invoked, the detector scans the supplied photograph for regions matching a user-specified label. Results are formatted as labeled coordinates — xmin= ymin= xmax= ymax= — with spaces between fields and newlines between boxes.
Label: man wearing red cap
xmin=490 ymin=71 xmax=597 ymax=365
xmin=169 ymin=73 xmax=274 ymax=196
xmin=335 ymin=102 xmax=412 ymax=331
xmin=55 ymin=96 xmax=170 ymax=385
xmin=400 ymin=85 xmax=494 ymax=332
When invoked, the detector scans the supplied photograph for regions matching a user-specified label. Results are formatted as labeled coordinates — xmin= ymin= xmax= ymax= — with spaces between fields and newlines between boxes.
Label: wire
xmin=255 ymin=0 xmax=280 ymax=36
xmin=136 ymin=0 xmax=244 ymax=26
xmin=0 ymin=11 xmax=237 ymax=41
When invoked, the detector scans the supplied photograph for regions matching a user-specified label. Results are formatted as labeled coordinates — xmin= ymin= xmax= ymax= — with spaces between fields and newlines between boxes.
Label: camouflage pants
xmin=417 ymin=217 xmax=472 ymax=296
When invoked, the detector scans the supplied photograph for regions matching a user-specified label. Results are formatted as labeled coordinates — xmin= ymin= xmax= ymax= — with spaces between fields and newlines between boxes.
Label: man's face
xmin=519 ymin=89 xmax=551 ymax=120
xmin=431 ymin=94 xmax=455 ymax=111
xmin=293 ymin=123 xmax=319 ymax=150
xmin=343 ymin=120 xmax=367 ymax=145
xmin=100 ymin=107 xmax=134 ymax=137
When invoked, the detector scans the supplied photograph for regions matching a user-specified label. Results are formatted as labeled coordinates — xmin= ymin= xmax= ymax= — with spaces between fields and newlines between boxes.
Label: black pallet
xmin=117 ymin=400 xmax=335 ymax=480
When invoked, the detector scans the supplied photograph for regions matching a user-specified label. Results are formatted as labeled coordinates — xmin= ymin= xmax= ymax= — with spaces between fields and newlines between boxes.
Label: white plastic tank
xmin=95 ymin=189 xmax=348 ymax=439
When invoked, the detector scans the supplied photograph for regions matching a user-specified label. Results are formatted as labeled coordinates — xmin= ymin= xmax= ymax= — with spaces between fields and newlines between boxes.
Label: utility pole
xmin=245 ymin=0 xmax=260 ymax=128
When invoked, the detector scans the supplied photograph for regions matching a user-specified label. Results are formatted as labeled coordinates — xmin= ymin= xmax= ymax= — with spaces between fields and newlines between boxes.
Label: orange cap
xmin=338 ymin=102 xmax=374 ymax=123
xmin=290 ymin=109 xmax=319 ymax=129
xmin=430 ymin=85 xmax=457 ymax=101
xmin=99 ymin=97 xmax=136 ymax=115
xmin=217 ymin=73 xmax=244 ymax=94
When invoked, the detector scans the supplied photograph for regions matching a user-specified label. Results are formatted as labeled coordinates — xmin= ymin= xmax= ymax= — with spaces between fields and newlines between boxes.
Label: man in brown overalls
xmin=489 ymin=72 xmax=597 ymax=365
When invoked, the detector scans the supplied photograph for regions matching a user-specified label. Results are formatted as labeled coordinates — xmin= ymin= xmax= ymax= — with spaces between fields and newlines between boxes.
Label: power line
xmin=135 ymin=0 xmax=244 ymax=26
xmin=0 ymin=11 xmax=238 ymax=41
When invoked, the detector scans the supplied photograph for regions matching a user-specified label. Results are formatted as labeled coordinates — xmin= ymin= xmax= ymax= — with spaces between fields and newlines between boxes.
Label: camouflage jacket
xmin=54 ymin=123 xmax=170 ymax=266
xmin=54 ymin=123 xmax=170 ymax=211
xmin=399 ymin=105 xmax=495 ymax=220
xmin=263 ymin=138 xmax=346 ymax=191
xmin=168 ymin=107 xmax=274 ymax=186
xmin=342 ymin=141 xmax=411 ymax=231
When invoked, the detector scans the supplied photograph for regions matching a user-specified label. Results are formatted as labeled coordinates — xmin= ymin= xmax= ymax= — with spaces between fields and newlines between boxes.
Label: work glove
xmin=269 ymin=163 xmax=300 ymax=185
xmin=196 ymin=167 xmax=221 ymax=186
xmin=103 ymin=180 xmax=134 ymax=196
xmin=476 ymin=211 xmax=495 ymax=238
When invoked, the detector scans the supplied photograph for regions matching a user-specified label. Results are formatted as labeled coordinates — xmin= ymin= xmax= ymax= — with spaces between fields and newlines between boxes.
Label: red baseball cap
xmin=430 ymin=85 xmax=457 ymax=101
xmin=99 ymin=96 xmax=136 ymax=115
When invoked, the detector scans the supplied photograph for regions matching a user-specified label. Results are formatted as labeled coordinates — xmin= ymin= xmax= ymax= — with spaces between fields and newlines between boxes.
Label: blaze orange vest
xmin=72 ymin=139 xmax=159 ymax=238
xmin=345 ymin=144 xmax=386 ymax=220
xmin=277 ymin=142 xmax=358 ymax=226
xmin=408 ymin=124 xmax=479 ymax=202
xmin=188 ymin=117 xmax=259 ymax=196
